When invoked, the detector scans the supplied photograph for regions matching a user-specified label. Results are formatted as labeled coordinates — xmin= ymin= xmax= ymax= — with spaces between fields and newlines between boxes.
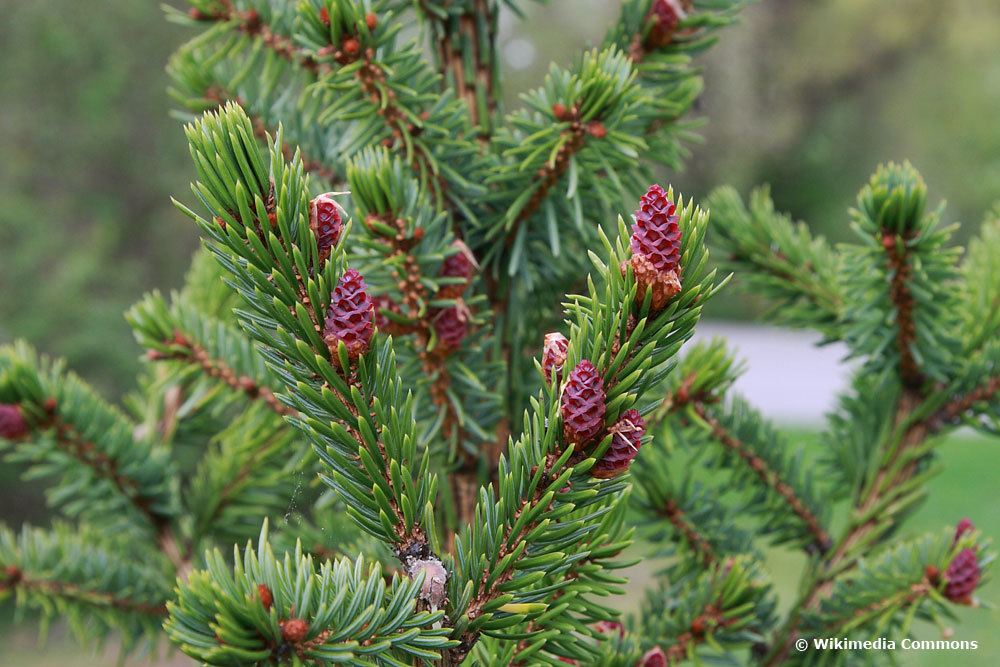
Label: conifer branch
xmin=1 ymin=570 xmax=168 ymax=617
xmin=691 ymin=404 xmax=832 ymax=554
xmin=150 ymin=331 xmax=296 ymax=417
xmin=419 ymin=0 xmax=500 ymax=138
xmin=883 ymin=232 xmax=923 ymax=388
xmin=0 ymin=524 xmax=172 ymax=649
xmin=186 ymin=1 xmax=322 ymax=73
xmin=658 ymin=498 xmax=717 ymax=566
xmin=203 ymin=88 xmax=341 ymax=186
xmin=706 ymin=186 xmax=843 ymax=337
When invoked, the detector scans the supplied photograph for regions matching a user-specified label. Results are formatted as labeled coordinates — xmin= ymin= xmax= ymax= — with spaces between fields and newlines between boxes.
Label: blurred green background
xmin=2 ymin=0 xmax=999 ymax=664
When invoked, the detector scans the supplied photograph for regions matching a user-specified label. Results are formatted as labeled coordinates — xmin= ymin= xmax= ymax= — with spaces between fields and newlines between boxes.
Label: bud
xmin=954 ymin=518 xmax=974 ymax=543
xmin=645 ymin=0 xmax=686 ymax=49
xmin=408 ymin=558 xmax=448 ymax=609
xmin=323 ymin=269 xmax=375 ymax=359
xmin=309 ymin=193 xmax=344 ymax=265
xmin=0 ymin=404 xmax=29 ymax=440
xmin=560 ymin=360 xmax=606 ymax=446
xmin=542 ymin=332 xmax=569 ymax=385
xmin=257 ymin=584 xmax=273 ymax=610
xmin=280 ymin=618 xmax=309 ymax=643
xmin=591 ymin=409 xmax=645 ymax=479
xmin=595 ymin=620 xmax=625 ymax=639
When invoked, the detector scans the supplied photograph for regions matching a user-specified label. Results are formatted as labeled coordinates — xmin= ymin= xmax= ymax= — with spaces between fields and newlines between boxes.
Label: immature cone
xmin=944 ymin=548 xmax=981 ymax=605
xmin=257 ymin=584 xmax=273 ymax=611
xmin=434 ymin=305 xmax=469 ymax=350
xmin=591 ymin=409 xmax=645 ymax=479
xmin=408 ymin=558 xmax=448 ymax=610
xmin=542 ymin=332 xmax=569 ymax=386
xmin=595 ymin=620 xmax=626 ymax=639
xmin=638 ymin=646 xmax=667 ymax=667
xmin=561 ymin=360 xmax=606 ymax=446
xmin=437 ymin=240 xmax=477 ymax=299
xmin=0 ymin=404 xmax=29 ymax=440
xmin=628 ymin=184 xmax=682 ymax=311
xmin=323 ymin=269 xmax=375 ymax=359
xmin=310 ymin=193 xmax=343 ymax=265
xmin=280 ymin=618 xmax=309 ymax=643
xmin=954 ymin=518 xmax=974 ymax=543
xmin=645 ymin=0 xmax=686 ymax=49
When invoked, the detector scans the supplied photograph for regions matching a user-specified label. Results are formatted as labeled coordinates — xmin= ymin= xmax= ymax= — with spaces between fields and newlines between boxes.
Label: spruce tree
xmin=2 ymin=2 xmax=998 ymax=665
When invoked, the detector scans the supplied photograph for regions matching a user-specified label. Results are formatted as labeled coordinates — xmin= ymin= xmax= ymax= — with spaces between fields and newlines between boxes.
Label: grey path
xmin=692 ymin=321 xmax=853 ymax=426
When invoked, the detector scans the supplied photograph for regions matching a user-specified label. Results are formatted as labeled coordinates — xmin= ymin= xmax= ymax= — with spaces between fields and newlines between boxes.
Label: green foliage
xmin=165 ymin=523 xmax=455 ymax=665
xmin=0 ymin=342 xmax=179 ymax=532
xmin=802 ymin=527 xmax=994 ymax=659
xmin=0 ymin=522 xmax=172 ymax=650
xmin=636 ymin=557 xmax=777 ymax=663
xmin=707 ymin=186 xmax=843 ymax=340
xmin=840 ymin=162 xmax=961 ymax=385
xmin=3 ymin=2 xmax=1000 ymax=666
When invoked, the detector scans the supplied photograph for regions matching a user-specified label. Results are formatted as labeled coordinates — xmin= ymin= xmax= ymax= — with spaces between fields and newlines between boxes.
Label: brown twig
xmin=691 ymin=404 xmax=832 ymax=553
xmin=150 ymin=331 xmax=297 ymax=418
xmin=659 ymin=499 xmax=716 ymax=566
xmin=426 ymin=0 xmax=499 ymax=139
xmin=884 ymin=233 xmax=922 ymax=388
xmin=0 ymin=569 xmax=167 ymax=616
xmin=504 ymin=111 xmax=593 ymax=248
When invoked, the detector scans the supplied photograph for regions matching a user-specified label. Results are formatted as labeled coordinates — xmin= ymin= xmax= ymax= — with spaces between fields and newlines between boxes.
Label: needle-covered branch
xmin=841 ymin=162 xmax=961 ymax=387
xmin=780 ymin=525 xmax=994 ymax=665
xmin=633 ymin=425 xmax=755 ymax=570
xmin=177 ymin=103 xmax=439 ymax=567
xmin=0 ymin=343 xmax=179 ymax=534
xmin=608 ymin=0 xmax=748 ymax=168
xmin=129 ymin=292 xmax=297 ymax=418
xmin=0 ymin=523 xmax=172 ymax=650
xmin=637 ymin=557 xmax=776 ymax=665
xmin=706 ymin=186 xmax=844 ymax=339
xmin=165 ymin=523 xmax=455 ymax=665
xmin=416 ymin=0 xmax=502 ymax=138
xmin=656 ymin=340 xmax=832 ymax=554
xmin=447 ymin=188 xmax=718 ymax=663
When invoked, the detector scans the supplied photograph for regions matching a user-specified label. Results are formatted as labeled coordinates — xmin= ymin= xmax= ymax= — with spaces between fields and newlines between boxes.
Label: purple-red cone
xmin=310 ymin=193 xmax=344 ymax=265
xmin=561 ymin=360 xmax=606 ymax=446
xmin=0 ymin=404 xmax=29 ymax=440
xmin=944 ymin=548 xmax=981 ymax=605
xmin=437 ymin=240 xmax=477 ymax=299
xmin=323 ymin=268 xmax=375 ymax=359
xmin=542 ymin=332 xmax=569 ymax=386
xmin=628 ymin=184 xmax=682 ymax=311
xmin=591 ymin=409 xmax=645 ymax=479
xmin=638 ymin=646 xmax=667 ymax=667
xmin=434 ymin=305 xmax=469 ymax=350
xmin=595 ymin=620 xmax=626 ymax=640
xmin=645 ymin=0 xmax=686 ymax=49
xmin=954 ymin=518 xmax=974 ymax=543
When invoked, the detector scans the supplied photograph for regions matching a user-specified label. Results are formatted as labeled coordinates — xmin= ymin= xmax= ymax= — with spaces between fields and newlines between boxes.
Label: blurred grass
xmin=3 ymin=429 xmax=996 ymax=665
